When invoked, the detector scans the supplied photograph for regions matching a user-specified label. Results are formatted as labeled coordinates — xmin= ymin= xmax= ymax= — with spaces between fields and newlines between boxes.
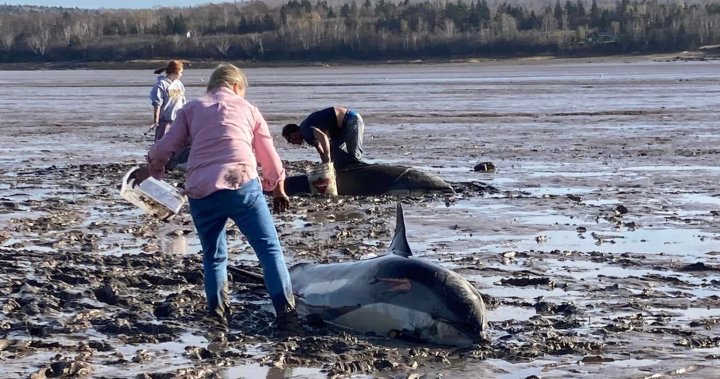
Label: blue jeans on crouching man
xmin=188 ymin=179 xmax=295 ymax=319
xmin=331 ymin=110 xmax=365 ymax=169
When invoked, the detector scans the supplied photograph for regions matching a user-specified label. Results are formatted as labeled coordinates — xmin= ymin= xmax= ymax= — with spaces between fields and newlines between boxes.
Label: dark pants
xmin=154 ymin=120 xmax=173 ymax=142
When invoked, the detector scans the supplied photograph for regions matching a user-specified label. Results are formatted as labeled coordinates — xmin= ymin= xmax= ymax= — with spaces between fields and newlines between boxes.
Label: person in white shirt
xmin=149 ymin=60 xmax=186 ymax=141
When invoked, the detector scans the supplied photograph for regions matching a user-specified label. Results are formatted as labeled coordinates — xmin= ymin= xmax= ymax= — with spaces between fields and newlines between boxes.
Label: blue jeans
xmin=188 ymin=179 xmax=295 ymax=317
xmin=332 ymin=111 xmax=365 ymax=169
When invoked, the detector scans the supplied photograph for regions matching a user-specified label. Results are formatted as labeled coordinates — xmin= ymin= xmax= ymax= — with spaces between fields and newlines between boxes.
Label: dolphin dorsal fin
xmin=388 ymin=203 xmax=413 ymax=257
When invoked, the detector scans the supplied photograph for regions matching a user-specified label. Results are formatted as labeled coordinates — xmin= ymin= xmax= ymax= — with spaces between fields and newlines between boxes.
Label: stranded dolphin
xmin=283 ymin=162 xmax=454 ymax=196
xmin=288 ymin=203 xmax=487 ymax=346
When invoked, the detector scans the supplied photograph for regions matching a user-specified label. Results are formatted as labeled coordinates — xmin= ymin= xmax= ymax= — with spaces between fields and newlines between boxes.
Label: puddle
xmin=651 ymin=286 xmax=720 ymax=299
xmin=218 ymin=363 xmax=327 ymax=379
xmin=474 ymin=275 xmax=581 ymax=300
xmin=404 ymin=225 xmax=718 ymax=262
xmin=286 ymin=217 xmax=309 ymax=229
xmin=656 ymin=307 xmax=720 ymax=321
xmin=488 ymin=306 xmax=536 ymax=322
xmin=511 ymin=212 xmax=581 ymax=226
xmin=488 ymin=358 xmax=574 ymax=379
xmin=4 ymin=351 xmax=59 ymax=377
xmin=583 ymin=199 xmax=623 ymax=206
xmin=679 ymin=193 xmax=720 ymax=207
xmin=519 ymin=187 xmax=596 ymax=197
xmin=515 ymin=229 xmax=718 ymax=257
xmin=160 ymin=235 xmax=189 ymax=255
xmin=530 ymin=171 xmax=614 ymax=178
xmin=622 ymin=165 xmax=720 ymax=172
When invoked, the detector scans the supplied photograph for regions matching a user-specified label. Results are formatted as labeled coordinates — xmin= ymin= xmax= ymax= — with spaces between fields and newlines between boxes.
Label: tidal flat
xmin=1 ymin=59 xmax=719 ymax=378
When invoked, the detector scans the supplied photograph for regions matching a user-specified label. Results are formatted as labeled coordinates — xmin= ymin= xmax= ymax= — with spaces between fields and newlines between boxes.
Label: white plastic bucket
xmin=120 ymin=167 xmax=186 ymax=220
xmin=307 ymin=162 xmax=338 ymax=196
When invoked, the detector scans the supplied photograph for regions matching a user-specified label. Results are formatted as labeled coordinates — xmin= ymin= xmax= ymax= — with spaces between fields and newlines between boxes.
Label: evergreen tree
xmin=590 ymin=0 xmax=600 ymax=28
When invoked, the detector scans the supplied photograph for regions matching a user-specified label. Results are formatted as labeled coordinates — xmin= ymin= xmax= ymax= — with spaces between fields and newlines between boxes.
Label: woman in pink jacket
xmin=133 ymin=64 xmax=298 ymax=330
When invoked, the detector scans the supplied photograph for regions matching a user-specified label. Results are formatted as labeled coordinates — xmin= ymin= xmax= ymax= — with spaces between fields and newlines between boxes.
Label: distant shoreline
xmin=0 ymin=52 xmax=706 ymax=71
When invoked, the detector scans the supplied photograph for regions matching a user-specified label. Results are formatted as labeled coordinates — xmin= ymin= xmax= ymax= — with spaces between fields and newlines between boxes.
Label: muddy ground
xmin=1 ymin=60 xmax=720 ymax=378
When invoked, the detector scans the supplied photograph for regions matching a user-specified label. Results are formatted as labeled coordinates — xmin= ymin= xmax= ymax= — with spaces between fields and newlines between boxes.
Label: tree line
xmin=0 ymin=0 xmax=718 ymax=63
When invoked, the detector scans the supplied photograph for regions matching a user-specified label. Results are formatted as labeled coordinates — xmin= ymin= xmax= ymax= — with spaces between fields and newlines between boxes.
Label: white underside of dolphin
xmin=289 ymin=203 xmax=487 ymax=346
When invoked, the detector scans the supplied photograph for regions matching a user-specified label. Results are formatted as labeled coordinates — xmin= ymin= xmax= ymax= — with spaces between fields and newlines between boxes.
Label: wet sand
xmin=1 ymin=59 xmax=720 ymax=378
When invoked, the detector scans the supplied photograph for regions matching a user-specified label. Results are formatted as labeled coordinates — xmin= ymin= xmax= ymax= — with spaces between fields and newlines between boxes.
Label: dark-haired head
xmin=282 ymin=123 xmax=303 ymax=145
xmin=282 ymin=123 xmax=299 ymax=139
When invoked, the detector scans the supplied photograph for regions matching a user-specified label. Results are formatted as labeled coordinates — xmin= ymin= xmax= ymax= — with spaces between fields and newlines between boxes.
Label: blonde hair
xmin=206 ymin=63 xmax=248 ymax=93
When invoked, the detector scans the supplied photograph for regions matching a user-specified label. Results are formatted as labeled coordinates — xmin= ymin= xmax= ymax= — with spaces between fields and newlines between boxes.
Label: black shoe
xmin=203 ymin=312 xmax=229 ymax=333
xmin=273 ymin=308 xmax=303 ymax=335
xmin=205 ymin=291 xmax=231 ymax=332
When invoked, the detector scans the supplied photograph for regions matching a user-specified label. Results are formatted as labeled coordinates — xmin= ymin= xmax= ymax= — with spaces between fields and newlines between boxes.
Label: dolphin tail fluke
xmin=389 ymin=203 xmax=413 ymax=257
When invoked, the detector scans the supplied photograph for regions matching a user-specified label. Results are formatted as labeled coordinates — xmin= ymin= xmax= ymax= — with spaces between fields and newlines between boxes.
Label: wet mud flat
xmin=1 ymin=60 xmax=720 ymax=378
xmin=2 ymin=162 xmax=719 ymax=378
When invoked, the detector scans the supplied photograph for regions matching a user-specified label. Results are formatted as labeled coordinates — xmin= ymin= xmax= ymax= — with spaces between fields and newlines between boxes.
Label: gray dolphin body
xmin=288 ymin=204 xmax=487 ymax=346
xmin=283 ymin=163 xmax=454 ymax=196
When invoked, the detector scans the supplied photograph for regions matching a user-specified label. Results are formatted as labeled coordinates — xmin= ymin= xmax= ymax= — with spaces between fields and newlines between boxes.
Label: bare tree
xmin=542 ymin=7 xmax=557 ymax=35
xmin=214 ymin=36 xmax=230 ymax=57
xmin=62 ymin=25 xmax=73 ymax=45
xmin=493 ymin=13 xmax=518 ymax=39
xmin=72 ymin=19 xmax=93 ymax=49
xmin=416 ymin=18 xmax=427 ymax=34
xmin=27 ymin=33 xmax=48 ymax=55
xmin=400 ymin=19 xmax=410 ymax=50
xmin=0 ymin=17 xmax=18 ymax=50
xmin=134 ymin=10 xmax=154 ymax=36
xmin=27 ymin=29 xmax=50 ymax=55
xmin=444 ymin=19 xmax=456 ymax=38
xmin=328 ymin=18 xmax=347 ymax=46
xmin=223 ymin=7 xmax=229 ymax=30
xmin=251 ymin=33 xmax=264 ymax=56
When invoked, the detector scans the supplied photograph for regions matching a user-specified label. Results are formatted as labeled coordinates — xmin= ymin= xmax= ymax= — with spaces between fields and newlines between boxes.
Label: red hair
xmin=154 ymin=60 xmax=183 ymax=75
